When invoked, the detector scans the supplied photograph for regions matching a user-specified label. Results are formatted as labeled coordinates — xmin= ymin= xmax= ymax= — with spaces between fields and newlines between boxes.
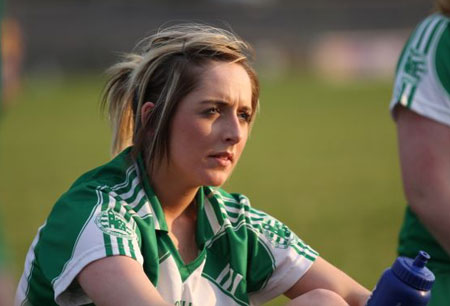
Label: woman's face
xmin=166 ymin=61 xmax=253 ymax=188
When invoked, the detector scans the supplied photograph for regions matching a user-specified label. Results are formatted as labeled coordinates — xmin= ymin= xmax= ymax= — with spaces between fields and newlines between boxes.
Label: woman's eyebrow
xmin=200 ymin=99 xmax=253 ymax=112
xmin=200 ymin=99 xmax=229 ymax=106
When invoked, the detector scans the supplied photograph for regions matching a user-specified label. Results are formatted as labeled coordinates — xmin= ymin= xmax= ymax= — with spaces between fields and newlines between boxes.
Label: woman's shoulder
xmin=397 ymin=13 xmax=448 ymax=62
xmin=435 ymin=14 xmax=450 ymax=96
xmin=207 ymin=187 xmax=317 ymax=257
xmin=53 ymin=148 xmax=138 ymax=213
xmin=71 ymin=148 xmax=135 ymax=188
xmin=38 ymin=149 xmax=141 ymax=253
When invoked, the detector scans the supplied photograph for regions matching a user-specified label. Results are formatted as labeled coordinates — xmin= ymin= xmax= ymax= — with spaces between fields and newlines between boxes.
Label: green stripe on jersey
xmin=128 ymin=239 xmax=136 ymax=259
xmin=395 ymin=17 xmax=428 ymax=75
xmin=415 ymin=16 xmax=435 ymax=50
xmin=435 ymin=20 xmax=450 ymax=96
xmin=424 ymin=18 xmax=446 ymax=54
xmin=407 ymin=85 xmax=417 ymax=108
xmin=117 ymin=237 xmax=126 ymax=255
xmin=100 ymin=189 xmax=113 ymax=256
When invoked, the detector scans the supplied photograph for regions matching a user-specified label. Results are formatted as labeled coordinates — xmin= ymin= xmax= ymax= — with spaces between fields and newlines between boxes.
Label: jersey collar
xmin=136 ymin=153 xmax=169 ymax=231
xmin=135 ymin=153 xmax=225 ymax=239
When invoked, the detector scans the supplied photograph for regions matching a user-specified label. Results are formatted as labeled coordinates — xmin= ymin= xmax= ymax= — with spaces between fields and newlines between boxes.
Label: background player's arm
xmin=284 ymin=257 xmax=370 ymax=306
xmin=78 ymin=255 xmax=171 ymax=306
xmin=396 ymin=106 xmax=450 ymax=255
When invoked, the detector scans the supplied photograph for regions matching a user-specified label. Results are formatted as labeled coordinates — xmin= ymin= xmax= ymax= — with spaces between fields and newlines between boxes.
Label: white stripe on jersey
xmin=15 ymin=222 xmax=47 ymax=306
xmin=418 ymin=16 xmax=444 ymax=52
xmin=129 ymin=189 xmax=146 ymax=209
xmin=400 ymin=82 xmax=413 ymax=106
xmin=117 ymin=176 xmax=140 ymax=200
xmin=111 ymin=165 xmax=136 ymax=191
xmin=222 ymin=196 xmax=239 ymax=204
xmin=205 ymin=198 xmax=221 ymax=234
xmin=411 ymin=16 xmax=433 ymax=49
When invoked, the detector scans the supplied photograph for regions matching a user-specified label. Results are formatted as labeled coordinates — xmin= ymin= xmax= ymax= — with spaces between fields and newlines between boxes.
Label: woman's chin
xmin=201 ymin=173 xmax=229 ymax=187
xmin=203 ymin=179 xmax=226 ymax=187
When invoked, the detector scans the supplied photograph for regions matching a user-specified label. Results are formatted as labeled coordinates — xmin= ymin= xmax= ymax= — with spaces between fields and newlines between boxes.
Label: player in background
xmin=390 ymin=1 xmax=450 ymax=305
xmin=1 ymin=16 xmax=24 ymax=105
xmin=15 ymin=24 xmax=370 ymax=306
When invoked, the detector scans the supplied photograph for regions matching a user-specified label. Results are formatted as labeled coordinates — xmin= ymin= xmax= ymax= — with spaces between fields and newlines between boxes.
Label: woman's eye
xmin=239 ymin=111 xmax=252 ymax=122
xmin=205 ymin=107 xmax=220 ymax=115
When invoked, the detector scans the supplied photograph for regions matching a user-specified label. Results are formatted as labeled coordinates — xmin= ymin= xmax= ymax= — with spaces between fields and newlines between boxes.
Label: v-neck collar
xmin=135 ymin=153 xmax=225 ymax=241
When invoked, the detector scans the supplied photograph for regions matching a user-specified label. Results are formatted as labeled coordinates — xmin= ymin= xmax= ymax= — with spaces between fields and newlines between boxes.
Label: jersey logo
xmin=95 ymin=208 xmax=137 ymax=239
xmin=403 ymin=48 xmax=427 ymax=84
xmin=393 ymin=47 xmax=427 ymax=107
xmin=216 ymin=263 xmax=243 ymax=295
xmin=261 ymin=218 xmax=298 ymax=249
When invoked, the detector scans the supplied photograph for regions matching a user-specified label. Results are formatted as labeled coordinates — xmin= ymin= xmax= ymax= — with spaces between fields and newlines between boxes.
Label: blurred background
xmin=1 ymin=0 xmax=434 ymax=305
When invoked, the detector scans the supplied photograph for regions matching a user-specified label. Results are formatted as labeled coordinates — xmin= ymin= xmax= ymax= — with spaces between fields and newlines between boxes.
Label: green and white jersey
xmin=390 ymin=13 xmax=450 ymax=126
xmin=16 ymin=148 xmax=318 ymax=306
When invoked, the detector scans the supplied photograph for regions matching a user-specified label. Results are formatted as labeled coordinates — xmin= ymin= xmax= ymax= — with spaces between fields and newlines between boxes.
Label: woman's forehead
xmin=193 ymin=61 xmax=252 ymax=103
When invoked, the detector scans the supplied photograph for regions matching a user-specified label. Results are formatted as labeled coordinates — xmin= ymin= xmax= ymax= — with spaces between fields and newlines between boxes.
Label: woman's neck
xmin=148 ymin=163 xmax=200 ymax=264
xmin=149 ymin=164 xmax=199 ymax=222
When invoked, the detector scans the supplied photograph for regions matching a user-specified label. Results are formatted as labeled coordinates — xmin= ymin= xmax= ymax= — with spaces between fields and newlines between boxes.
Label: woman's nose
xmin=223 ymin=115 xmax=243 ymax=144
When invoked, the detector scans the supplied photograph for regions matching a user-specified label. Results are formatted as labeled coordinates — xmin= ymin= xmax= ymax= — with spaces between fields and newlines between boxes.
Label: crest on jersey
xmin=95 ymin=208 xmax=137 ymax=239
xmin=261 ymin=218 xmax=298 ymax=249
xmin=403 ymin=48 xmax=427 ymax=83
xmin=393 ymin=47 xmax=427 ymax=106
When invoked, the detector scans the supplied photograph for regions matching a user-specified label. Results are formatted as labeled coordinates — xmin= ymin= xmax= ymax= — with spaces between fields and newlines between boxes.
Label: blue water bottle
xmin=366 ymin=251 xmax=435 ymax=306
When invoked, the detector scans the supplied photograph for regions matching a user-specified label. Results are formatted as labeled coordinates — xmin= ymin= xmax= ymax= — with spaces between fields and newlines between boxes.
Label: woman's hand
xmin=78 ymin=255 xmax=170 ymax=306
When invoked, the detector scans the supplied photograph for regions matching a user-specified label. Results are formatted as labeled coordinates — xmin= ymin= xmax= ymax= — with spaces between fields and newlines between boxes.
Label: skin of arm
xmin=78 ymin=255 xmax=171 ymax=306
xmin=284 ymin=257 xmax=370 ymax=306
xmin=0 ymin=273 xmax=14 ymax=306
xmin=396 ymin=106 xmax=450 ymax=255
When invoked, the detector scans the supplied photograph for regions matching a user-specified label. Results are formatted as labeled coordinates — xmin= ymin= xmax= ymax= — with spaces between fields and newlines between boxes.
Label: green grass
xmin=0 ymin=73 xmax=405 ymax=305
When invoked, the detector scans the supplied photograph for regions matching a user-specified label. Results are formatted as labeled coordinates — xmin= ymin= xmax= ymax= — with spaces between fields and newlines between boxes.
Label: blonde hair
xmin=102 ymin=23 xmax=259 ymax=172
xmin=436 ymin=0 xmax=450 ymax=15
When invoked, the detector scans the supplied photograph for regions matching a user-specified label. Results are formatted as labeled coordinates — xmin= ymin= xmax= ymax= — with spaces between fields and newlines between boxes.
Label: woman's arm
xmin=284 ymin=257 xmax=370 ymax=306
xmin=396 ymin=106 xmax=450 ymax=255
xmin=0 ymin=272 xmax=14 ymax=306
xmin=78 ymin=255 xmax=170 ymax=306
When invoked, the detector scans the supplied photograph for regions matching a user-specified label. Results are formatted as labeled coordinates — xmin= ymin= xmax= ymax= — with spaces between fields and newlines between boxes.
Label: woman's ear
xmin=141 ymin=102 xmax=155 ymax=125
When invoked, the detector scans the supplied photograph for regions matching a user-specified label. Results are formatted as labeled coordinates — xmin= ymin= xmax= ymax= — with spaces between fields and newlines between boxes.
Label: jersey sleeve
xmin=390 ymin=14 xmax=450 ymax=127
xmin=36 ymin=185 xmax=143 ymax=305
xmin=234 ymin=195 xmax=318 ymax=304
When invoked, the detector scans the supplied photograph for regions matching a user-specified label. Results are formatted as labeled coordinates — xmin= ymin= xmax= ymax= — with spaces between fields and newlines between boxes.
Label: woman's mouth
xmin=209 ymin=152 xmax=233 ymax=167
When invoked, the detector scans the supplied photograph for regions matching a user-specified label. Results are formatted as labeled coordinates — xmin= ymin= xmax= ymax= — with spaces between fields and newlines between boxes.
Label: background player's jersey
xmin=390 ymin=13 xmax=450 ymax=268
xmin=15 ymin=148 xmax=317 ymax=306
xmin=390 ymin=13 xmax=450 ymax=126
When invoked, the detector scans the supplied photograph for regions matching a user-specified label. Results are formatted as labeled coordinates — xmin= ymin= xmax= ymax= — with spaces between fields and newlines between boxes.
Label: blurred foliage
xmin=0 ymin=73 xmax=404 ymax=305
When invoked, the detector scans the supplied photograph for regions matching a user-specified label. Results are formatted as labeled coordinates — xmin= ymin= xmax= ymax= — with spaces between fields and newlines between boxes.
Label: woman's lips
xmin=209 ymin=152 xmax=233 ymax=167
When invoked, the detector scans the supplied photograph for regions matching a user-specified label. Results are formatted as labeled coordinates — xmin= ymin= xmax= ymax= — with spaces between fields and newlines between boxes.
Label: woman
xmin=390 ymin=1 xmax=450 ymax=305
xmin=16 ymin=24 xmax=369 ymax=306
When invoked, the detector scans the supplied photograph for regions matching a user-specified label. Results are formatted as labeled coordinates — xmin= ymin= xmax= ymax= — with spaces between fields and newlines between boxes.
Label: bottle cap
xmin=392 ymin=251 xmax=435 ymax=290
